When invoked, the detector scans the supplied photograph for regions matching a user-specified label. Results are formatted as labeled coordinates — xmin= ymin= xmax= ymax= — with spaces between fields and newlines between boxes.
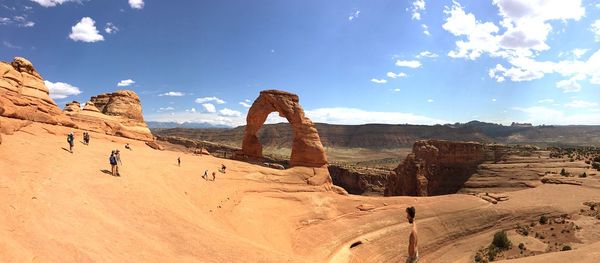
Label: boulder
xmin=64 ymin=101 xmax=82 ymax=112
xmin=242 ymin=90 xmax=327 ymax=167
xmin=90 ymin=90 xmax=145 ymax=122
xmin=82 ymin=101 xmax=100 ymax=112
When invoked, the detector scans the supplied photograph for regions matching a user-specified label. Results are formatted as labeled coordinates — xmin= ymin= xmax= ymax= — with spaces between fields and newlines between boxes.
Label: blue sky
xmin=2 ymin=0 xmax=600 ymax=127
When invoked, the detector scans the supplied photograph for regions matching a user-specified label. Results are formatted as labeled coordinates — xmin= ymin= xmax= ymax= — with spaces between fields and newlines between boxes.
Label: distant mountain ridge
xmin=147 ymin=121 xmax=230 ymax=129
xmin=151 ymin=121 xmax=600 ymax=149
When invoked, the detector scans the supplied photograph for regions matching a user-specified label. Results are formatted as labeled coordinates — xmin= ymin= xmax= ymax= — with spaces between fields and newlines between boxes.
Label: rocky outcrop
xmin=64 ymin=101 xmax=81 ymax=112
xmin=0 ymin=57 xmax=75 ymax=127
xmin=64 ymin=91 xmax=153 ymax=141
xmin=242 ymin=90 xmax=327 ymax=167
xmin=145 ymin=141 xmax=164 ymax=151
xmin=328 ymin=165 xmax=389 ymax=195
xmin=385 ymin=140 xmax=488 ymax=196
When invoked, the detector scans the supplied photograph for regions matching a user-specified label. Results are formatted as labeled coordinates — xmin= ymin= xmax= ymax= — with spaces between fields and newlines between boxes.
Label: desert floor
xmin=1 ymin=122 xmax=600 ymax=262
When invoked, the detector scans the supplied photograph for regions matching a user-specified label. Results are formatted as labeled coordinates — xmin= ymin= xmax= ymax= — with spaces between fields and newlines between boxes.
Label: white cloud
xmin=387 ymin=72 xmax=408 ymax=78
xmin=158 ymin=91 xmax=184 ymax=97
xmin=395 ymin=60 xmax=422 ymax=68
xmin=3 ymin=41 xmax=21 ymax=49
xmin=219 ymin=108 xmax=241 ymax=117
xmin=30 ymin=0 xmax=76 ymax=7
xmin=492 ymin=98 xmax=497 ymax=102
xmin=1 ymin=16 xmax=35 ymax=27
xmin=69 ymin=17 xmax=104 ymax=43
xmin=513 ymin=106 xmax=600 ymax=125
xmin=416 ymin=51 xmax=438 ymax=58
xmin=129 ymin=0 xmax=144 ymax=9
xmin=239 ymin=101 xmax=252 ymax=108
xmin=158 ymin=106 xmax=175 ymax=112
xmin=537 ymin=99 xmax=554 ymax=103
xmin=564 ymin=100 xmax=598 ymax=108
xmin=117 ymin=79 xmax=135 ymax=87
xmin=427 ymin=99 xmax=434 ymax=103
xmin=421 ymin=24 xmax=430 ymax=35
xmin=556 ymin=78 xmax=582 ymax=93
xmin=592 ymin=20 xmax=600 ymax=42
xmin=410 ymin=0 xmax=426 ymax=20
xmin=185 ymin=108 xmax=196 ymax=113
xmin=104 ymin=22 xmax=118 ymax=34
xmin=306 ymin=107 xmax=446 ymax=125
xmin=572 ymin=48 xmax=589 ymax=59
xmin=202 ymin=103 xmax=216 ymax=113
xmin=195 ymin=96 xmax=225 ymax=104
xmin=348 ymin=10 xmax=360 ymax=21
xmin=44 ymin=80 xmax=82 ymax=99
xmin=370 ymin=78 xmax=387 ymax=84
xmin=392 ymin=88 xmax=401 ymax=92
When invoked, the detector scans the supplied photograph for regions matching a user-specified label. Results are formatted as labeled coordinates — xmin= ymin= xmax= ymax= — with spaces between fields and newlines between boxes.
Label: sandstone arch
xmin=242 ymin=90 xmax=327 ymax=167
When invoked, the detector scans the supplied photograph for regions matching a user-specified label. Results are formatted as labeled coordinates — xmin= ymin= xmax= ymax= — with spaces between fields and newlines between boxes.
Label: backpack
xmin=109 ymin=155 xmax=117 ymax=165
xmin=67 ymin=134 xmax=73 ymax=143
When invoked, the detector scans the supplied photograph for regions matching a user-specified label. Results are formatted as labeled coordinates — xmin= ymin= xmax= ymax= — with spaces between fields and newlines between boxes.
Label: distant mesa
xmin=0 ymin=56 xmax=152 ymax=142
xmin=242 ymin=89 xmax=328 ymax=168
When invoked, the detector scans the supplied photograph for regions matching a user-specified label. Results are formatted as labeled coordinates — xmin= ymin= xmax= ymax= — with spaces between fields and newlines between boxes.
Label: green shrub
xmin=492 ymin=230 xmax=512 ymax=250
xmin=562 ymin=245 xmax=572 ymax=251
xmin=518 ymin=243 xmax=525 ymax=250
xmin=560 ymin=168 xmax=568 ymax=176
xmin=579 ymin=172 xmax=587 ymax=178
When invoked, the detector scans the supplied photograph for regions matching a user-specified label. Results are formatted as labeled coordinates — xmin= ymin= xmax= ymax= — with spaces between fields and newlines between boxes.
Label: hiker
xmin=109 ymin=151 xmax=118 ymax=176
xmin=212 ymin=171 xmax=216 ymax=181
xmin=177 ymin=157 xmax=181 ymax=167
xmin=125 ymin=143 xmax=132 ymax=150
xmin=84 ymin=132 xmax=90 ymax=145
xmin=406 ymin=206 xmax=419 ymax=263
xmin=220 ymin=164 xmax=226 ymax=173
xmin=114 ymin=150 xmax=122 ymax=176
xmin=203 ymin=170 xmax=208 ymax=180
xmin=67 ymin=132 xmax=75 ymax=153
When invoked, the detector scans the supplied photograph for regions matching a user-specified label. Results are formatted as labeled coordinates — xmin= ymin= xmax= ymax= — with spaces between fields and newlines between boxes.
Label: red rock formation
xmin=385 ymin=140 xmax=487 ymax=196
xmin=64 ymin=91 xmax=153 ymax=141
xmin=64 ymin=101 xmax=82 ymax=112
xmin=242 ymin=90 xmax=327 ymax=167
xmin=0 ymin=57 xmax=75 ymax=127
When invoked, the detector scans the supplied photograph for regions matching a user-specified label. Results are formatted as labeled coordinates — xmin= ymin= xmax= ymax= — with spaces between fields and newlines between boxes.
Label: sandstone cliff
xmin=64 ymin=91 xmax=153 ymax=141
xmin=0 ymin=56 xmax=153 ymax=142
xmin=385 ymin=140 xmax=490 ymax=196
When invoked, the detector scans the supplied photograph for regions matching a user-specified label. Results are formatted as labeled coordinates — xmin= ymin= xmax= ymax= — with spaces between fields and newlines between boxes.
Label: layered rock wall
xmin=384 ymin=140 xmax=490 ymax=196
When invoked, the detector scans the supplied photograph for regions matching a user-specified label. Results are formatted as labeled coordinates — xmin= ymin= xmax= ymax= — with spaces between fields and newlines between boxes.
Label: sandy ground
xmin=1 ymin=122 xmax=600 ymax=262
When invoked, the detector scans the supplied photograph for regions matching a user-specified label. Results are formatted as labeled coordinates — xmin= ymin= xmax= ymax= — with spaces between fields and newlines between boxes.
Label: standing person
xmin=177 ymin=157 xmax=181 ymax=167
xmin=115 ymin=150 xmax=122 ymax=176
xmin=109 ymin=151 xmax=118 ymax=176
xmin=406 ymin=206 xmax=419 ymax=263
xmin=67 ymin=132 xmax=75 ymax=153
xmin=220 ymin=164 xmax=226 ymax=173
xmin=211 ymin=171 xmax=216 ymax=181
xmin=202 ymin=170 xmax=208 ymax=180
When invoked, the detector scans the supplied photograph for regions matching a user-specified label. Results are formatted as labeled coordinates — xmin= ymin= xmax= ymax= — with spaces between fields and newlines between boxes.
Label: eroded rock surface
xmin=242 ymin=90 xmax=327 ymax=167
xmin=385 ymin=140 xmax=488 ymax=196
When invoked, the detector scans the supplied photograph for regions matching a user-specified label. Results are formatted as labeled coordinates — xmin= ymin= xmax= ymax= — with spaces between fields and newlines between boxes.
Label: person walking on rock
xmin=109 ymin=151 xmax=118 ymax=176
xmin=405 ymin=206 xmax=419 ymax=263
xmin=202 ymin=170 xmax=208 ymax=180
xmin=114 ymin=150 xmax=122 ymax=176
xmin=178 ymin=157 xmax=181 ymax=167
xmin=67 ymin=132 xmax=75 ymax=153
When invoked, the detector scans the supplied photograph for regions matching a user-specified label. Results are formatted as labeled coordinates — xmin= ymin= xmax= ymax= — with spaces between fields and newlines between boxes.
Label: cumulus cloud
xmin=44 ymin=80 xmax=82 ymax=99
xmin=370 ymin=78 xmax=387 ymax=84
xmin=104 ymin=22 xmax=118 ymax=34
xmin=348 ymin=10 xmax=360 ymax=21
xmin=69 ymin=17 xmax=104 ymax=43
xmin=421 ymin=24 xmax=430 ymax=35
xmin=513 ymin=106 xmax=600 ymax=125
xmin=427 ymin=99 xmax=434 ymax=103
xmin=30 ymin=0 xmax=77 ymax=7
xmin=305 ymin=107 xmax=447 ymax=125
xmin=129 ymin=0 xmax=144 ymax=9
xmin=201 ymin=103 xmax=216 ymax=113
xmin=117 ymin=79 xmax=135 ymax=87
xmin=410 ymin=0 xmax=426 ymax=20
xmin=556 ymin=78 xmax=582 ymax=93
xmin=392 ymin=88 xmax=401 ymax=92
xmin=395 ymin=60 xmax=422 ymax=68
xmin=158 ymin=91 xmax=184 ymax=97
xmin=195 ymin=96 xmax=225 ymax=104
xmin=0 ymin=16 xmax=35 ymax=27
xmin=416 ymin=51 xmax=438 ymax=58
xmin=386 ymin=72 xmax=407 ymax=78
xmin=219 ymin=108 xmax=241 ymax=117
xmin=572 ymin=48 xmax=589 ymax=59
xmin=239 ymin=100 xmax=252 ymax=108
xmin=185 ymin=108 xmax=196 ymax=113
xmin=592 ymin=20 xmax=600 ymax=41
xmin=565 ymin=100 xmax=598 ymax=108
